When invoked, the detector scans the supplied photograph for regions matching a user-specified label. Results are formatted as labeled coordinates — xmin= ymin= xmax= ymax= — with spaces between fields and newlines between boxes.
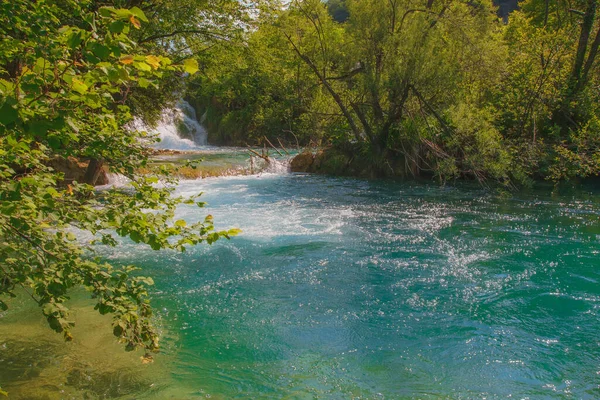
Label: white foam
xmin=261 ymin=157 xmax=291 ymax=175
xmin=96 ymin=173 xmax=132 ymax=190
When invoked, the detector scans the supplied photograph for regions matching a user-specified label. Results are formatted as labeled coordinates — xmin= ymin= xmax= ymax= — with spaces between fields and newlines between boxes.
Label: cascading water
xmin=133 ymin=100 xmax=208 ymax=150
xmin=177 ymin=101 xmax=208 ymax=146
xmin=99 ymin=101 xmax=212 ymax=187
xmin=127 ymin=99 xmax=295 ymax=176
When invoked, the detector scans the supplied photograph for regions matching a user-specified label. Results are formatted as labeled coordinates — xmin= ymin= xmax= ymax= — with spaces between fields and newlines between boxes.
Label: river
xmin=142 ymin=171 xmax=600 ymax=399
xmin=2 ymin=149 xmax=600 ymax=398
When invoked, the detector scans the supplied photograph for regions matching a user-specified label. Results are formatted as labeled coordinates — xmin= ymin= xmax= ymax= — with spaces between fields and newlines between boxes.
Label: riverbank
xmin=289 ymin=147 xmax=396 ymax=179
xmin=52 ymin=148 xmax=286 ymax=187
xmin=289 ymin=146 xmax=600 ymax=189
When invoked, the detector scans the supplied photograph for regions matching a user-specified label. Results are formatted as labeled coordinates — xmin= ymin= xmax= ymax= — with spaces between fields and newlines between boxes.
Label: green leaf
xmin=83 ymin=93 xmax=102 ymax=108
xmin=98 ymin=6 xmax=115 ymax=18
xmin=0 ymin=102 xmax=18 ymax=125
xmin=183 ymin=59 xmax=199 ymax=75
xmin=29 ymin=119 xmax=51 ymax=136
xmin=130 ymin=231 xmax=143 ymax=243
xmin=107 ymin=67 xmax=120 ymax=82
xmin=0 ymin=79 xmax=14 ymax=94
xmin=133 ymin=61 xmax=151 ymax=72
xmin=67 ymin=30 xmax=83 ymax=49
xmin=91 ymin=43 xmax=110 ymax=59
xmin=142 ymin=277 xmax=154 ymax=285
xmin=47 ymin=135 xmax=62 ymax=149
xmin=138 ymin=78 xmax=151 ymax=88
xmin=130 ymin=7 xmax=149 ymax=22
xmin=112 ymin=8 xmax=134 ymax=20
xmin=113 ymin=324 xmax=124 ymax=337
xmin=109 ymin=20 xmax=125 ymax=34
xmin=71 ymin=78 xmax=88 ymax=94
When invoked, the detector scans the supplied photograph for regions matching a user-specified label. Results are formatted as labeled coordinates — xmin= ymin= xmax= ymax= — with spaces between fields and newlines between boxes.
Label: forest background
xmin=190 ymin=0 xmax=600 ymax=185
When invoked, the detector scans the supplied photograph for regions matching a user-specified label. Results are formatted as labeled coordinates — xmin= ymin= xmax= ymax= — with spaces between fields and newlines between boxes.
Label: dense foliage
xmin=0 ymin=1 xmax=243 ymax=387
xmin=192 ymin=0 xmax=600 ymax=184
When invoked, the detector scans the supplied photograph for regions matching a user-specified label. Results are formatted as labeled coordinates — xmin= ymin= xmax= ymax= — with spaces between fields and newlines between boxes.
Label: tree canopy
xmin=192 ymin=0 xmax=600 ymax=184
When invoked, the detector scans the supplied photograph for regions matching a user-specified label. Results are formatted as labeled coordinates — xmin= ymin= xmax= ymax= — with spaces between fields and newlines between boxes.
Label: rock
xmin=312 ymin=150 xmax=326 ymax=171
xmin=290 ymin=151 xmax=314 ymax=172
xmin=312 ymin=148 xmax=350 ymax=176
xmin=149 ymin=149 xmax=183 ymax=156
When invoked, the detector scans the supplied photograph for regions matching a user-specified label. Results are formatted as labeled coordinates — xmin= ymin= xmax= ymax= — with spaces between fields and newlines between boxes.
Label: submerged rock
xmin=0 ymin=298 xmax=175 ymax=399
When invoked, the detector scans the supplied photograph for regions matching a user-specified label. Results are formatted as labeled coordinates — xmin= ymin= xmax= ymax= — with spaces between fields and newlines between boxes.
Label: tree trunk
xmin=554 ymin=0 xmax=597 ymax=131
xmin=377 ymin=83 xmax=410 ymax=153
xmin=284 ymin=33 xmax=365 ymax=142
xmin=84 ymin=158 xmax=104 ymax=186
xmin=571 ymin=0 xmax=596 ymax=86
xmin=580 ymin=26 xmax=600 ymax=90
xmin=350 ymin=102 xmax=375 ymax=143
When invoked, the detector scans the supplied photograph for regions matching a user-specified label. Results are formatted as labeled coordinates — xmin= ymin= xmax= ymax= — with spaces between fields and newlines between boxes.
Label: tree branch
xmin=283 ymin=32 xmax=364 ymax=142
xmin=581 ymin=26 xmax=600 ymax=85
xmin=397 ymin=9 xmax=437 ymax=33
xmin=138 ymin=29 xmax=229 ymax=44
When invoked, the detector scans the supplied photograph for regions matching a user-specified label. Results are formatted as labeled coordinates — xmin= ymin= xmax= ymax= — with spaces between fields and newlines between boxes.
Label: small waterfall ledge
xmin=132 ymin=100 xmax=208 ymax=150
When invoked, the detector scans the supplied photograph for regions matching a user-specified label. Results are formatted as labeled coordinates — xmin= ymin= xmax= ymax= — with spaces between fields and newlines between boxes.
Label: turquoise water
xmin=102 ymin=172 xmax=600 ymax=398
xmin=3 ymin=169 xmax=600 ymax=398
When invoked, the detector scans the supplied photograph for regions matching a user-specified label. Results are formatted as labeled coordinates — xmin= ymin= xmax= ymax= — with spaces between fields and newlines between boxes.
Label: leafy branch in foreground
xmin=0 ymin=0 xmax=236 ymax=368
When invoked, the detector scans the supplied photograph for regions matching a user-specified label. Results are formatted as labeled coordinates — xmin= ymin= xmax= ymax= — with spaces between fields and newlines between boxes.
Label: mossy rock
xmin=310 ymin=148 xmax=351 ymax=175
xmin=176 ymin=118 xmax=192 ymax=140
xmin=294 ymin=146 xmax=411 ymax=179
xmin=290 ymin=151 xmax=314 ymax=172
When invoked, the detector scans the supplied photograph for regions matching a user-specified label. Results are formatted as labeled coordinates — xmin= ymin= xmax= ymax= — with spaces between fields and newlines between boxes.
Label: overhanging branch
xmin=138 ymin=29 xmax=229 ymax=44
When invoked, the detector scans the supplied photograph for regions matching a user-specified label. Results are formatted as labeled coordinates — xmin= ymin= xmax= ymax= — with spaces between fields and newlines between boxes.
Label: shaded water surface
xmin=3 ymin=172 xmax=600 ymax=398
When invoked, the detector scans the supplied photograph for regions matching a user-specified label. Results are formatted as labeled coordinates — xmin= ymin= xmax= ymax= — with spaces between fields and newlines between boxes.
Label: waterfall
xmin=134 ymin=100 xmax=208 ymax=150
